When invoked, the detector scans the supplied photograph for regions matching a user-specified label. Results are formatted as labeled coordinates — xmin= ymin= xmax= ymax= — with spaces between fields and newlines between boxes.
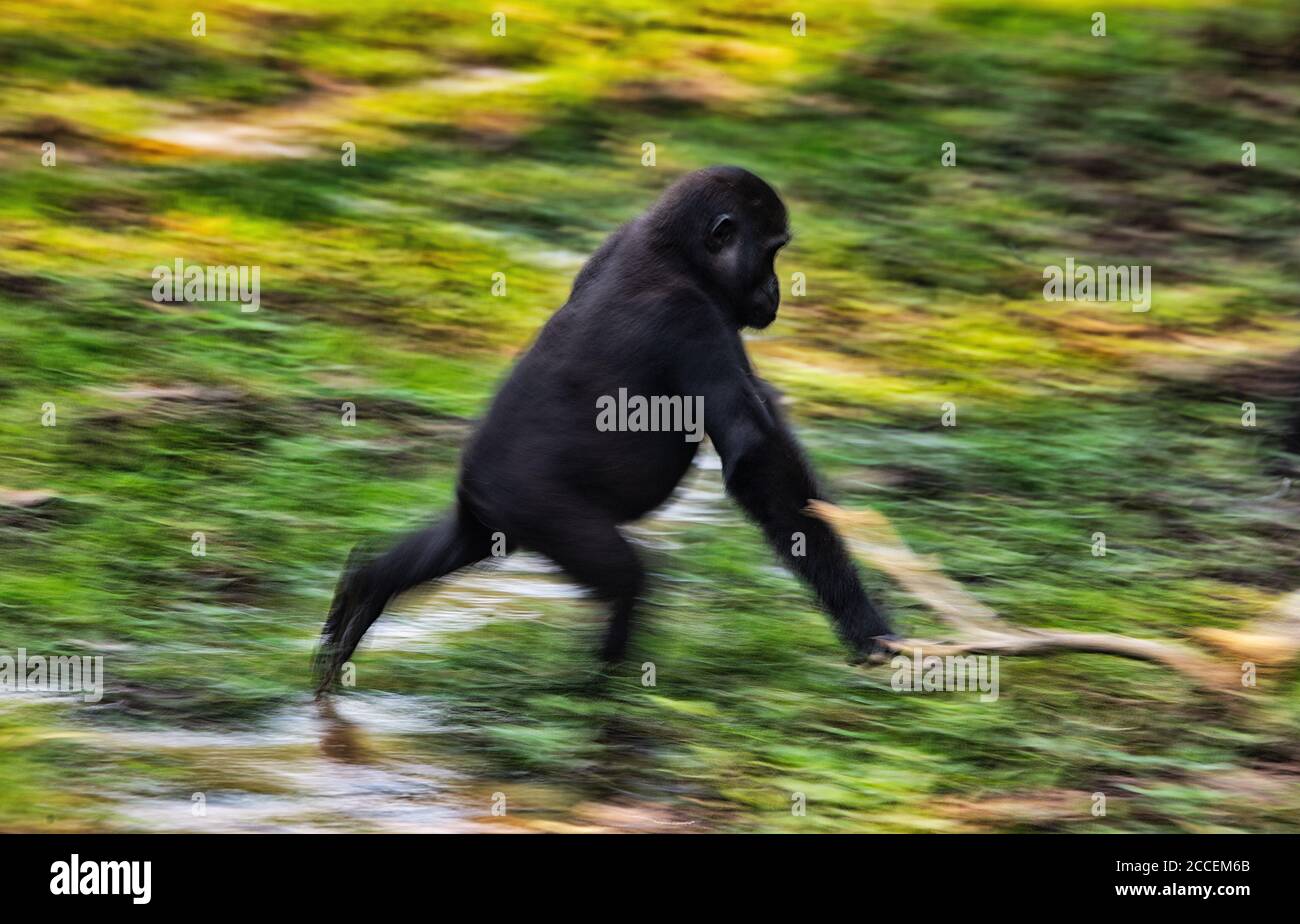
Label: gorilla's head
xmin=649 ymin=166 xmax=791 ymax=329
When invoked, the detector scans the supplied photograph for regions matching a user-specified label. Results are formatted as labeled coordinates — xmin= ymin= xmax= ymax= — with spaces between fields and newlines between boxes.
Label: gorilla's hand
xmin=849 ymin=634 xmax=901 ymax=666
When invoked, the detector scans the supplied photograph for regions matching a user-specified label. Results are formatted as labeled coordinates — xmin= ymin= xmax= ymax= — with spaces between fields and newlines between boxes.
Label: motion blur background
xmin=1 ymin=0 xmax=1298 ymax=832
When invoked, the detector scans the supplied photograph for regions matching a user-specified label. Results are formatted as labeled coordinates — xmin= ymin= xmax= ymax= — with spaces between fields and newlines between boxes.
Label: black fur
xmin=314 ymin=166 xmax=892 ymax=693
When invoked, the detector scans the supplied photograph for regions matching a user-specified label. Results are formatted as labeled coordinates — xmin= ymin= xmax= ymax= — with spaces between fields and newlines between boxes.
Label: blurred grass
xmin=1 ymin=0 xmax=1298 ymax=831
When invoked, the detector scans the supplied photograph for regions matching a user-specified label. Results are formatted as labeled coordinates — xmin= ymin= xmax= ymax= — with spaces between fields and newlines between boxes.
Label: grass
xmin=0 ymin=0 xmax=1298 ymax=831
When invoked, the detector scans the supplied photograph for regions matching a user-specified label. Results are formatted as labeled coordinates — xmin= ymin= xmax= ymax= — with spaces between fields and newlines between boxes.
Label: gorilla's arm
xmin=683 ymin=333 xmax=893 ymax=656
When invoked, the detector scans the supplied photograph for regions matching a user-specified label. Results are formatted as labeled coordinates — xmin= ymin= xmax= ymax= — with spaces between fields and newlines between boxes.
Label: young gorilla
xmin=315 ymin=166 xmax=893 ymax=693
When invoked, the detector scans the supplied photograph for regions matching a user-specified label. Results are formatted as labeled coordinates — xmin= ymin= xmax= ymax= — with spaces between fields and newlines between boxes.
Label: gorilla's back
xmin=459 ymin=272 xmax=703 ymax=529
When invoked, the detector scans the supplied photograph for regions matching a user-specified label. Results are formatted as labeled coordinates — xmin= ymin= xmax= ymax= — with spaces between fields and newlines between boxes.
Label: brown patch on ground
xmin=1194 ymin=590 xmax=1300 ymax=667
xmin=1046 ymin=313 xmax=1165 ymax=337
xmin=133 ymin=66 xmax=545 ymax=160
xmin=610 ymin=72 xmax=762 ymax=109
xmin=938 ymin=789 xmax=1096 ymax=830
xmin=0 ymin=488 xmax=60 ymax=508
xmin=93 ymin=384 xmax=244 ymax=403
xmin=61 ymin=191 xmax=154 ymax=230
xmin=486 ymin=801 xmax=706 ymax=833
xmin=0 ymin=271 xmax=54 ymax=298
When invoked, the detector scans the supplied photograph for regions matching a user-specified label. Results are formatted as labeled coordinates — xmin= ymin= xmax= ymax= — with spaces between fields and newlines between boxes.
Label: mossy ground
xmin=1 ymin=0 xmax=1298 ymax=831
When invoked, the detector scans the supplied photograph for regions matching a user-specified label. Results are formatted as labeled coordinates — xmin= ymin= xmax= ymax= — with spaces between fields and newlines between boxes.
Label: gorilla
xmin=315 ymin=166 xmax=893 ymax=693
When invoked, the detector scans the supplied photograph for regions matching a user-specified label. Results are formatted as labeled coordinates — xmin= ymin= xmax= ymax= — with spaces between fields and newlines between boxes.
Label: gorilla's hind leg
xmin=530 ymin=517 xmax=645 ymax=664
xmin=315 ymin=508 xmax=492 ymax=695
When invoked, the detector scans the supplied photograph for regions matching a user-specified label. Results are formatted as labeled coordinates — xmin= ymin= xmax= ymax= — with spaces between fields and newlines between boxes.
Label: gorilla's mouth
xmin=748 ymin=286 xmax=779 ymax=328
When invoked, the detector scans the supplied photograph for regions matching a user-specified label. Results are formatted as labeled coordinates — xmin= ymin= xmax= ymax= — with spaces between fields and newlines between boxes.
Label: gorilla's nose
xmin=766 ymin=277 xmax=781 ymax=310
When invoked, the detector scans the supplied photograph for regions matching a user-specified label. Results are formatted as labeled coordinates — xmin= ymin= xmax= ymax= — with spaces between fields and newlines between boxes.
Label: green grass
xmin=0 ymin=0 xmax=1298 ymax=831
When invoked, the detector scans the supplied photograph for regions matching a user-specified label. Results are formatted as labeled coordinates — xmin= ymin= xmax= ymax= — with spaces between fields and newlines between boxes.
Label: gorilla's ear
xmin=706 ymin=214 xmax=735 ymax=253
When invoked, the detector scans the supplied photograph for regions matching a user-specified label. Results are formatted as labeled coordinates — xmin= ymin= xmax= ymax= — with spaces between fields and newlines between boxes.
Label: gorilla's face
xmin=705 ymin=208 xmax=790 ymax=330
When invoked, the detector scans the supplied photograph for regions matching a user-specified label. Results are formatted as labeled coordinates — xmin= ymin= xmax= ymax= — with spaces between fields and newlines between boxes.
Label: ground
xmin=0 ymin=0 xmax=1298 ymax=832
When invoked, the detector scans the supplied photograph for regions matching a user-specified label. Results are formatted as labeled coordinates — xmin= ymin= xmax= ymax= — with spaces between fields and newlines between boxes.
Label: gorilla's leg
xmin=315 ymin=508 xmax=492 ymax=693
xmin=527 ymin=515 xmax=645 ymax=663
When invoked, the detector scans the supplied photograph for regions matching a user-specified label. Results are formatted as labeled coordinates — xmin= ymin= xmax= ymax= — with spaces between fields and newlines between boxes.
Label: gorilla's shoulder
xmin=645 ymin=285 xmax=733 ymax=337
